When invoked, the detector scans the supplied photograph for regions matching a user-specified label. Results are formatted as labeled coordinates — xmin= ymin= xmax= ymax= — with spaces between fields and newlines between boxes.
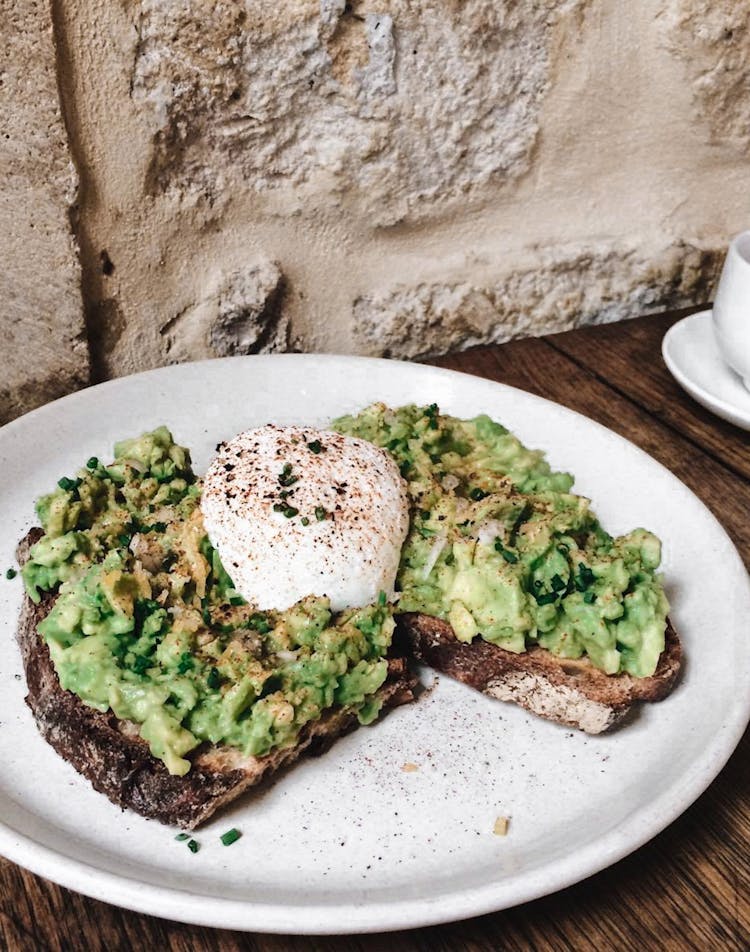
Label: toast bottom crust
xmin=397 ymin=612 xmax=682 ymax=734
xmin=16 ymin=531 xmax=417 ymax=829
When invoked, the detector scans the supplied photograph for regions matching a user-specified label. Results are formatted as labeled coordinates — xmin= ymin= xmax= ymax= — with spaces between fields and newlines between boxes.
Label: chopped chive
xmin=207 ymin=666 xmax=221 ymax=689
xmin=86 ymin=456 xmax=99 ymax=470
xmin=469 ymin=487 xmax=488 ymax=501
xmin=187 ymin=839 xmax=200 ymax=853
xmin=175 ymin=833 xmax=189 ymax=841
xmin=424 ymin=403 xmax=439 ymax=429
xmin=551 ymin=574 xmax=567 ymax=592
xmin=444 ymin=551 xmax=455 ymax=566
xmin=273 ymin=503 xmax=299 ymax=518
xmin=247 ymin=612 xmax=272 ymax=634
xmin=117 ymin=533 xmax=131 ymax=547
xmin=583 ymin=591 xmax=596 ymax=604
xmin=307 ymin=439 xmax=323 ymax=454
xmin=220 ymin=828 xmax=242 ymax=846
xmin=535 ymin=591 xmax=558 ymax=605
xmin=315 ymin=506 xmax=327 ymax=521
xmin=300 ymin=516 xmax=310 ymax=526
xmin=5 ymin=568 xmax=17 ymax=579
xmin=494 ymin=540 xmax=518 ymax=563
xmin=377 ymin=590 xmax=387 ymax=607
xmin=278 ymin=463 xmax=298 ymax=487
xmin=176 ymin=652 xmax=194 ymax=674
xmin=574 ymin=563 xmax=596 ymax=591
xmin=144 ymin=521 xmax=167 ymax=534
xmin=229 ymin=594 xmax=245 ymax=606
xmin=202 ymin=607 xmax=212 ymax=626
xmin=132 ymin=655 xmax=151 ymax=675
xmin=57 ymin=476 xmax=78 ymax=492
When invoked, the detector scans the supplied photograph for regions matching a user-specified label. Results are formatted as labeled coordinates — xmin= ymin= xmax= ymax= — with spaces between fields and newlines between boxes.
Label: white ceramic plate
xmin=662 ymin=309 xmax=750 ymax=431
xmin=0 ymin=355 xmax=748 ymax=935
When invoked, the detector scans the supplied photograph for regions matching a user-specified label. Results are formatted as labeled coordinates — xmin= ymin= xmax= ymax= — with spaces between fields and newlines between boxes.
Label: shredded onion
xmin=422 ymin=532 xmax=447 ymax=580
xmin=123 ymin=457 xmax=147 ymax=473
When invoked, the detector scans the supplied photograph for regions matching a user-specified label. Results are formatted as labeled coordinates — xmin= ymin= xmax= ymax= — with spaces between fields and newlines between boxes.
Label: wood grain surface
xmin=2 ymin=310 xmax=748 ymax=951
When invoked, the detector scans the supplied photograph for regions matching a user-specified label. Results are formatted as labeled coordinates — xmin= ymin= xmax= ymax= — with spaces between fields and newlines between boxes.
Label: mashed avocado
xmin=333 ymin=403 xmax=669 ymax=679
xmin=24 ymin=407 xmax=669 ymax=774
xmin=23 ymin=428 xmax=393 ymax=776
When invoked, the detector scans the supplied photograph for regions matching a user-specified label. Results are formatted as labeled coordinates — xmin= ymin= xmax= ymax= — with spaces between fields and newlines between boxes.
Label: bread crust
xmin=396 ymin=612 xmax=682 ymax=734
xmin=16 ymin=530 xmax=417 ymax=829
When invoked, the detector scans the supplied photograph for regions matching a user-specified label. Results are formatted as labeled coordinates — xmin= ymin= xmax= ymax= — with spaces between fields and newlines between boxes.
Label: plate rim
xmin=2 ymin=352 xmax=749 ymax=934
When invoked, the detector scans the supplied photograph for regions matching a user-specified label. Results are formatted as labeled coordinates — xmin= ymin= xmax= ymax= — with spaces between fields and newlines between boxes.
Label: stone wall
xmin=2 ymin=0 xmax=749 ymax=421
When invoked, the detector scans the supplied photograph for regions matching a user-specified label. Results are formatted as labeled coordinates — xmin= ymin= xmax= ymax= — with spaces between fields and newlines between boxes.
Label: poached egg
xmin=201 ymin=425 xmax=409 ymax=612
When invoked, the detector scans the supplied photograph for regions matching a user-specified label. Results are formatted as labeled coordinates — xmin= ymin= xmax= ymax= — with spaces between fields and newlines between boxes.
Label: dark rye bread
xmin=16 ymin=529 xmax=417 ymax=829
xmin=397 ymin=612 xmax=682 ymax=734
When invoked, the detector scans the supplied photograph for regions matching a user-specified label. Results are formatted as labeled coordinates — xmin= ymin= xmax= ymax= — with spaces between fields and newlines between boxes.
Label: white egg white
xmin=201 ymin=425 xmax=409 ymax=612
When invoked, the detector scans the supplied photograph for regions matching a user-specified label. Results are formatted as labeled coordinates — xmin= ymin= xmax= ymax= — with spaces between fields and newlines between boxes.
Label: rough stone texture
xmin=666 ymin=1 xmax=750 ymax=153
xmin=161 ymin=259 xmax=288 ymax=363
xmin=130 ymin=0 xmax=585 ymax=223
xmin=0 ymin=0 xmax=88 ymax=424
xmin=353 ymin=243 xmax=723 ymax=359
xmin=3 ymin=1 xmax=750 ymax=417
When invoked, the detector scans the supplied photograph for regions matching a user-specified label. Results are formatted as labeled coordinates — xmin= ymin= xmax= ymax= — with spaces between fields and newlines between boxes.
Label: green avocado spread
xmin=23 ymin=406 xmax=669 ymax=775
xmin=333 ymin=403 xmax=669 ymax=679
xmin=23 ymin=427 xmax=392 ymax=775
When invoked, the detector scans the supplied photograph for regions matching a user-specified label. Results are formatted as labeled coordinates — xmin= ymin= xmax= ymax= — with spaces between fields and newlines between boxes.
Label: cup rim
xmin=730 ymin=230 xmax=750 ymax=266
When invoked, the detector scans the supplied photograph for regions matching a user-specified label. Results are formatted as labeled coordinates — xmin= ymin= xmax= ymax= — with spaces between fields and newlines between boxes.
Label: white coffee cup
xmin=712 ymin=230 xmax=750 ymax=389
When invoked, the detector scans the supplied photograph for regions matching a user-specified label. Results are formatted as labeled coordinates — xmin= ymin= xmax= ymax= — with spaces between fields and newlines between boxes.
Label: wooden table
xmin=2 ymin=310 xmax=748 ymax=951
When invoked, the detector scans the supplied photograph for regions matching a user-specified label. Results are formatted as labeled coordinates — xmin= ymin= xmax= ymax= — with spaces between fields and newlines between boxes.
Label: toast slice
xmin=397 ymin=612 xmax=682 ymax=734
xmin=16 ymin=530 xmax=417 ymax=829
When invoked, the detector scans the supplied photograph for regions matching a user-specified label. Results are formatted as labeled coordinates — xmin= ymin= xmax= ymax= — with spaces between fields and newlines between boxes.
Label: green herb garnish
xmin=315 ymin=506 xmax=327 ymax=521
xmin=278 ymin=463 xmax=298 ymax=487
xmin=176 ymin=652 xmax=194 ymax=674
xmin=132 ymin=655 xmax=151 ymax=675
xmin=307 ymin=440 xmax=324 ymax=454
xmin=535 ymin=591 xmax=558 ymax=605
xmin=494 ymin=540 xmax=518 ymax=563
xmin=424 ymin=403 xmax=439 ymax=430
xmin=550 ymin=574 xmax=567 ymax=593
xmin=273 ymin=502 xmax=299 ymax=518
xmin=220 ymin=828 xmax=242 ymax=846
xmin=207 ymin=667 xmax=221 ymax=689
xmin=5 ymin=568 xmax=16 ymax=579
xmin=86 ymin=456 xmax=99 ymax=470
xmin=469 ymin=488 xmax=488 ymax=501
xmin=187 ymin=839 xmax=200 ymax=853
xmin=175 ymin=833 xmax=189 ymax=841
xmin=246 ymin=612 xmax=272 ymax=634
xmin=574 ymin=563 xmax=596 ymax=591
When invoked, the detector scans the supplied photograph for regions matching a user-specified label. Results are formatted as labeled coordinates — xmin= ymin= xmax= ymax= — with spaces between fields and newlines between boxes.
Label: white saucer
xmin=662 ymin=309 xmax=750 ymax=432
